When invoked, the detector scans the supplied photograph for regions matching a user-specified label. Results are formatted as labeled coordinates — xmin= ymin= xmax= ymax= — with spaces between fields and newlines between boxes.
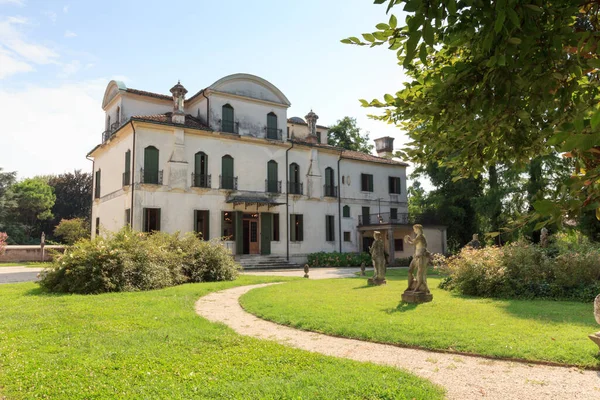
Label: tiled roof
xmin=131 ymin=113 xmax=211 ymax=130
xmin=291 ymin=138 xmax=408 ymax=166
xmin=187 ymin=89 xmax=205 ymax=103
xmin=126 ymin=88 xmax=172 ymax=101
xmin=286 ymin=118 xmax=328 ymax=130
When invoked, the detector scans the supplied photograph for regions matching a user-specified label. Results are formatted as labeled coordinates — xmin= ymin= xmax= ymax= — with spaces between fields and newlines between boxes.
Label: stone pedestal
xmin=589 ymin=332 xmax=600 ymax=351
xmin=402 ymin=290 xmax=433 ymax=303
xmin=367 ymin=278 xmax=386 ymax=286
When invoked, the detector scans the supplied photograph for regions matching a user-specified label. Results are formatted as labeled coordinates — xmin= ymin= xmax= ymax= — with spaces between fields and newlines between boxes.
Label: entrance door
xmin=242 ymin=213 xmax=260 ymax=255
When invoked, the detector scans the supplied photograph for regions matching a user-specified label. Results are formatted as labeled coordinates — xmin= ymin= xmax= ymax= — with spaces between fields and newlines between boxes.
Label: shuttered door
xmin=222 ymin=156 xmax=234 ymax=189
xmin=144 ymin=147 xmax=159 ymax=184
xmin=267 ymin=161 xmax=277 ymax=192
xmin=124 ymin=150 xmax=131 ymax=184
xmin=267 ymin=113 xmax=277 ymax=139
xmin=261 ymin=213 xmax=272 ymax=255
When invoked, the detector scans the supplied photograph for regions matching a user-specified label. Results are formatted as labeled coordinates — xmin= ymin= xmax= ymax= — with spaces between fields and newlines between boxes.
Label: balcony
xmin=102 ymin=120 xmax=125 ymax=143
xmin=122 ymin=171 xmax=131 ymax=186
xmin=288 ymin=182 xmax=303 ymax=195
xmin=323 ymin=184 xmax=338 ymax=198
xmin=220 ymin=175 xmax=238 ymax=190
xmin=265 ymin=127 xmax=283 ymax=141
xmin=140 ymin=168 xmax=163 ymax=185
xmin=265 ymin=179 xmax=282 ymax=194
xmin=220 ymin=120 xmax=239 ymax=134
xmin=191 ymin=173 xmax=211 ymax=188
xmin=358 ymin=212 xmax=439 ymax=226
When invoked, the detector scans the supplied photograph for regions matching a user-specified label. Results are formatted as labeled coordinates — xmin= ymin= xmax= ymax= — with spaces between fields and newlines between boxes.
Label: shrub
xmin=54 ymin=218 xmax=89 ymax=244
xmin=394 ymin=256 xmax=413 ymax=266
xmin=438 ymin=240 xmax=600 ymax=302
xmin=39 ymin=228 xmax=240 ymax=294
xmin=307 ymin=251 xmax=371 ymax=267
xmin=0 ymin=232 xmax=7 ymax=255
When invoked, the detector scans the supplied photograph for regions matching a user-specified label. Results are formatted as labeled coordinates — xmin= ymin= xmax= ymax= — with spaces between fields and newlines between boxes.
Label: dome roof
xmin=289 ymin=116 xmax=305 ymax=124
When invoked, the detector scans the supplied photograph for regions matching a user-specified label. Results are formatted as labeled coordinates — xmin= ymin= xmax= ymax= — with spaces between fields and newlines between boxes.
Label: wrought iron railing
xmin=265 ymin=179 xmax=282 ymax=193
xmin=220 ymin=120 xmax=239 ymax=134
xmin=288 ymin=181 xmax=303 ymax=195
xmin=219 ymin=175 xmax=238 ymax=190
xmin=192 ymin=173 xmax=211 ymax=188
xmin=122 ymin=171 xmax=131 ymax=186
xmin=140 ymin=168 xmax=163 ymax=185
xmin=265 ymin=127 xmax=283 ymax=140
xmin=102 ymin=119 xmax=125 ymax=143
xmin=323 ymin=184 xmax=338 ymax=198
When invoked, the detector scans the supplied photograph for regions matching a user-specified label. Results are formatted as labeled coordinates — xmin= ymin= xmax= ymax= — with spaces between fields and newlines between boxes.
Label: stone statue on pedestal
xmin=367 ymin=231 xmax=386 ymax=285
xmin=402 ymin=224 xmax=433 ymax=303
xmin=589 ymin=294 xmax=600 ymax=351
xmin=466 ymin=233 xmax=481 ymax=249
xmin=540 ymin=227 xmax=549 ymax=248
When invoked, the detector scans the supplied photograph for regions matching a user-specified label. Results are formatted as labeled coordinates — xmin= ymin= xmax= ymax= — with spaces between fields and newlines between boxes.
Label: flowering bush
xmin=438 ymin=240 xmax=600 ymax=302
xmin=39 ymin=227 xmax=240 ymax=294
xmin=0 ymin=232 xmax=7 ymax=255
xmin=307 ymin=252 xmax=371 ymax=267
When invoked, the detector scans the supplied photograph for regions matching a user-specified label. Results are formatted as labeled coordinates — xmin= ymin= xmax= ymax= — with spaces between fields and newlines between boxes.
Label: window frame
xmin=272 ymin=213 xmax=280 ymax=241
xmin=342 ymin=205 xmax=350 ymax=218
xmin=343 ymin=231 xmax=351 ymax=242
xmin=361 ymin=173 xmax=374 ymax=192
xmin=389 ymin=176 xmax=401 ymax=194
xmin=290 ymin=214 xmax=304 ymax=242
xmin=325 ymin=215 xmax=335 ymax=242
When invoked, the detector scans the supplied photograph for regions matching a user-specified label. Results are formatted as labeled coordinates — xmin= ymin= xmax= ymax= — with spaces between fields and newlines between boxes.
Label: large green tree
xmin=344 ymin=0 xmax=600 ymax=222
xmin=10 ymin=177 xmax=55 ymax=241
xmin=328 ymin=117 xmax=374 ymax=154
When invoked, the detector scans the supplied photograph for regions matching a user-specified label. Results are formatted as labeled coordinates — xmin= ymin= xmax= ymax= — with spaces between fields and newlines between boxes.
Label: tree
xmin=54 ymin=218 xmax=89 ymax=244
xmin=327 ymin=117 xmax=374 ymax=154
xmin=407 ymin=180 xmax=426 ymax=217
xmin=10 ymin=177 xmax=55 ymax=240
xmin=344 ymin=0 xmax=600 ymax=221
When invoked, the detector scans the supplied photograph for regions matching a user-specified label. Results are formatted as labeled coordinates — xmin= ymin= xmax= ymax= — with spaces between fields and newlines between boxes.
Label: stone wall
xmin=0 ymin=245 xmax=65 ymax=262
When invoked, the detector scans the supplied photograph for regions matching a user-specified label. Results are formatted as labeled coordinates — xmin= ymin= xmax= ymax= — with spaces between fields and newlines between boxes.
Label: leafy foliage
xmin=9 ymin=177 xmax=55 ymax=241
xmin=327 ymin=117 xmax=374 ymax=154
xmin=307 ymin=251 xmax=371 ymax=267
xmin=42 ymin=170 xmax=92 ymax=234
xmin=53 ymin=218 xmax=89 ymax=244
xmin=345 ymin=0 xmax=600 ymax=221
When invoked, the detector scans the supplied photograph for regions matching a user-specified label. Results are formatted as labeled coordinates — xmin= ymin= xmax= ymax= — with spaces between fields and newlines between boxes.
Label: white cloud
xmin=0 ymin=80 xmax=105 ymax=178
xmin=0 ymin=46 xmax=33 ymax=78
xmin=63 ymin=5 xmax=69 ymax=13
xmin=0 ymin=0 xmax=25 ymax=6
xmin=58 ymin=59 xmax=80 ymax=77
xmin=43 ymin=11 xmax=57 ymax=23
xmin=64 ymin=30 xmax=76 ymax=38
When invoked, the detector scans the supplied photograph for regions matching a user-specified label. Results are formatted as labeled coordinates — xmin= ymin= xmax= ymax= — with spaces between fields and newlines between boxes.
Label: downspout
xmin=337 ymin=151 xmax=343 ymax=253
xmin=201 ymin=90 xmax=210 ymax=128
xmin=129 ymin=120 xmax=137 ymax=230
xmin=85 ymin=155 xmax=94 ymax=236
xmin=285 ymin=141 xmax=295 ymax=262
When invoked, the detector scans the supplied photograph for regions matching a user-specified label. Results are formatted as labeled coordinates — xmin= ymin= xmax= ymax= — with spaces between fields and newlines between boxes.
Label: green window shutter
xmin=362 ymin=207 xmax=370 ymax=225
xmin=261 ymin=213 xmax=272 ymax=255
xmin=205 ymin=210 xmax=210 ymax=240
xmin=391 ymin=208 xmax=398 ymax=220
xmin=267 ymin=160 xmax=278 ymax=192
xmin=195 ymin=153 xmax=203 ymax=175
xmin=125 ymin=150 xmax=131 ymax=173
xmin=289 ymin=164 xmax=296 ymax=183
xmin=221 ymin=211 xmax=225 ymax=238
xmin=144 ymin=146 xmax=159 ymax=183
xmin=325 ymin=216 xmax=331 ymax=241
xmin=223 ymin=105 xmax=234 ymax=122
xmin=222 ymin=155 xmax=234 ymax=189
xmin=298 ymin=215 xmax=304 ymax=241
xmin=143 ymin=208 xmax=148 ymax=232
xmin=95 ymin=170 xmax=101 ymax=198
xmin=368 ymin=174 xmax=374 ymax=192
xmin=235 ymin=211 xmax=243 ymax=254
xmin=290 ymin=215 xmax=296 ymax=242
xmin=343 ymin=205 xmax=350 ymax=218
xmin=156 ymin=209 xmax=161 ymax=231
xmin=194 ymin=210 xmax=198 ymax=232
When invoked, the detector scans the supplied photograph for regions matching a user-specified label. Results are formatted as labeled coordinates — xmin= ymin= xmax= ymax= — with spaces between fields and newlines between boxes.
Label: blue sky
xmin=0 ymin=0 xmax=411 ymax=179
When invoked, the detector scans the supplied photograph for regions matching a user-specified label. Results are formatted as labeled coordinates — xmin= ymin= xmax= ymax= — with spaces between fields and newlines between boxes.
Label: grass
xmin=0 ymin=276 xmax=444 ymax=400
xmin=240 ymin=269 xmax=600 ymax=368
xmin=0 ymin=261 xmax=51 ymax=268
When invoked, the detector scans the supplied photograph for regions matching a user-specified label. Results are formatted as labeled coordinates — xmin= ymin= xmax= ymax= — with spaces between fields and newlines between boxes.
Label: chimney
xmin=374 ymin=136 xmax=394 ymax=158
xmin=305 ymin=109 xmax=319 ymax=143
xmin=170 ymin=80 xmax=188 ymax=124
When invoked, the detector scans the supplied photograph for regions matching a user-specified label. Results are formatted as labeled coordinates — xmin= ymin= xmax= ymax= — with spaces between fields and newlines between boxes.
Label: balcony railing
xmin=102 ymin=120 xmax=125 ymax=143
xmin=140 ymin=168 xmax=163 ymax=185
xmin=219 ymin=175 xmax=238 ymax=190
xmin=265 ymin=179 xmax=282 ymax=193
xmin=191 ymin=173 xmax=211 ymax=188
xmin=288 ymin=181 xmax=303 ymax=195
xmin=265 ymin=127 xmax=283 ymax=141
xmin=323 ymin=184 xmax=338 ymax=198
xmin=358 ymin=212 xmax=439 ymax=226
xmin=220 ymin=120 xmax=239 ymax=134
xmin=122 ymin=171 xmax=131 ymax=186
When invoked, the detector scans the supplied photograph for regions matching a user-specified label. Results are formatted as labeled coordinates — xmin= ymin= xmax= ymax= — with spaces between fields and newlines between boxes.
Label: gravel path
xmin=0 ymin=267 xmax=43 ymax=284
xmin=196 ymin=283 xmax=600 ymax=400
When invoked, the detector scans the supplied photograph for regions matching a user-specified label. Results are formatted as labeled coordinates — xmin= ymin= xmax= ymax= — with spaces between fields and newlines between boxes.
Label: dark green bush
xmin=39 ymin=228 xmax=240 ymax=294
xmin=307 ymin=251 xmax=371 ymax=267
xmin=394 ymin=256 xmax=413 ymax=267
xmin=437 ymin=239 xmax=600 ymax=302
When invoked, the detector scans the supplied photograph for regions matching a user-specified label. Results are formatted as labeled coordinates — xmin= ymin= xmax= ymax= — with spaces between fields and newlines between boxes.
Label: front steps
xmin=236 ymin=254 xmax=300 ymax=270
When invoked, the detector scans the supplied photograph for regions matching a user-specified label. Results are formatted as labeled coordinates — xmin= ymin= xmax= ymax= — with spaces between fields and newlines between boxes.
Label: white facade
xmin=89 ymin=74 xmax=446 ymax=263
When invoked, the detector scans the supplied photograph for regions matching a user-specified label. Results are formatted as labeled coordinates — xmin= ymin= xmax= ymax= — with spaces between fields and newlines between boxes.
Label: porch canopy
xmin=226 ymin=194 xmax=284 ymax=210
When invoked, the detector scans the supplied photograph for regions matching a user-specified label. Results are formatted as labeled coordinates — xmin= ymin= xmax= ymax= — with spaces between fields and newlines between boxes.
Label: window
xmin=125 ymin=209 xmax=131 ymax=226
xmin=267 ymin=160 xmax=278 ymax=193
xmin=325 ymin=215 xmax=335 ymax=242
xmin=123 ymin=150 xmax=131 ymax=186
xmin=116 ymin=106 xmax=121 ymax=124
xmin=317 ymin=131 xmax=322 ymax=143
xmin=394 ymin=238 xmax=404 ymax=251
xmin=222 ymin=104 xmax=235 ymax=133
xmin=94 ymin=169 xmax=101 ymax=198
xmin=289 ymin=162 xmax=301 ymax=194
xmin=222 ymin=211 xmax=235 ymax=240
xmin=194 ymin=152 xmax=209 ymax=188
xmin=287 ymin=127 xmax=290 ymax=139
xmin=389 ymin=176 xmax=401 ymax=194
xmin=194 ymin=210 xmax=210 ymax=240
xmin=361 ymin=173 xmax=374 ymax=192
xmin=344 ymin=231 xmax=351 ymax=242
xmin=221 ymin=155 xmax=235 ymax=189
xmin=362 ymin=206 xmax=370 ymax=225
xmin=267 ymin=112 xmax=278 ymax=139
xmin=143 ymin=208 xmax=161 ymax=232
xmin=272 ymin=213 xmax=280 ymax=241
xmin=106 ymin=115 xmax=111 ymax=131
xmin=390 ymin=207 xmax=398 ymax=221
xmin=290 ymin=214 xmax=303 ymax=241
xmin=324 ymin=167 xmax=336 ymax=197
xmin=343 ymin=205 xmax=350 ymax=218
xmin=95 ymin=217 xmax=100 ymax=236
xmin=143 ymin=146 xmax=160 ymax=184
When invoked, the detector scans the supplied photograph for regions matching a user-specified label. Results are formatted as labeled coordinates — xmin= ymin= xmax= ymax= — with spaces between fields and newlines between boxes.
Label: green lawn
xmin=0 ymin=261 xmax=52 ymax=268
xmin=240 ymin=269 xmax=600 ymax=368
xmin=0 ymin=276 xmax=443 ymax=399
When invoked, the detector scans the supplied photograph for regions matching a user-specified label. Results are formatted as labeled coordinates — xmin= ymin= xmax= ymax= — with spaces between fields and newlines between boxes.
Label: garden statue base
xmin=368 ymin=278 xmax=386 ymax=286
xmin=589 ymin=332 xmax=600 ymax=351
xmin=402 ymin=290 xmax=433 ymax=304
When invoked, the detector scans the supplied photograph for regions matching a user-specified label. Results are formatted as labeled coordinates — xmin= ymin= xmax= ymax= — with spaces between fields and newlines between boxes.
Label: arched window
xmin=289 ymin=163 xmax=300 ymax=194
xmin=143 ymin=146 xmax=160 ymax=184
xmin=267 ymin=160 xmax=278 ymax=193
xmin=194 ymin=151 xmax=209 ymax=188
xmin=266 ymin=112 xmax=278 ymax=139
xmin=221 ymin=155 xmax=235 ymax=189
xmin=324 ymin=167 xmax=335 ymax=197
xmin=343 ymin=205 xmax=350 ymax=218
xmin=222 ymin=104 xmax=235 ymax=133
